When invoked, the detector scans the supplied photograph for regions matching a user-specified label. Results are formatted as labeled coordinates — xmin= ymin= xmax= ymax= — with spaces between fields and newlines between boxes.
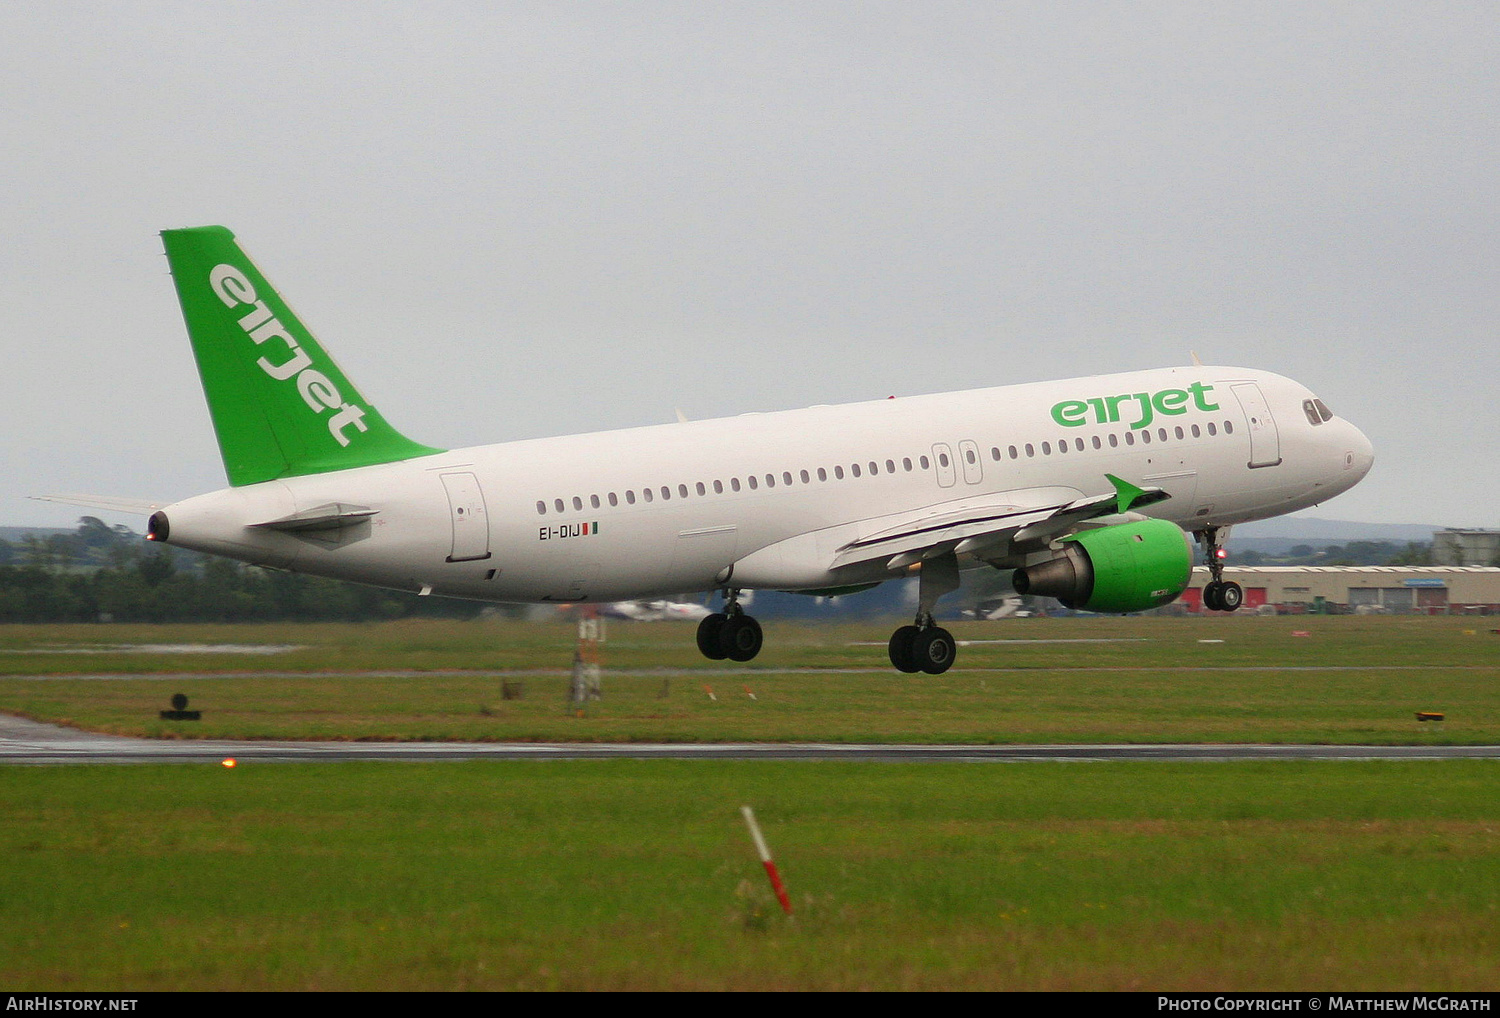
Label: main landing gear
xmin=696 ymin=590 xmax=763 ymax=662
xmin=1196 ymin=525 xmax=1243 ymax=612
xmin=888 ymin=551 xmax=960 ymax=675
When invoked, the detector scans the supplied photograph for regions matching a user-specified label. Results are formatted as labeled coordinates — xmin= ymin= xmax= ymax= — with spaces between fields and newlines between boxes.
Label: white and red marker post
xmin=741 ymin=805 xmax=792 ymax=915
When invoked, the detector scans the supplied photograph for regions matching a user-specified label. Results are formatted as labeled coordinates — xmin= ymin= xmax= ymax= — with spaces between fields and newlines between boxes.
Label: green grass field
xmin=3 ymin=759 xmax=1498 ymax=990
xmin=3 ymin=616 xmax=1498 ymax=989
xmin=0 ymin=615 xmax=1494 ymax=744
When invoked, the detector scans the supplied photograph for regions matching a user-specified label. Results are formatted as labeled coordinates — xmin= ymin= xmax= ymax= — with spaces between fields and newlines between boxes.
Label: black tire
xmin=888 ymin=625 xmax=921 ymax=673
xmin=718 ymin=614 xmax=763 ymax=662
xmin=696 ymin=613 xmax=728 ymax=660
xmin=1218 ymin=581 xmax=1244 ymax=612
xmin=1202 ymin=581 xmax=1223 ymax=612
xmin=912 ymin=627 xmax=957 ymax=675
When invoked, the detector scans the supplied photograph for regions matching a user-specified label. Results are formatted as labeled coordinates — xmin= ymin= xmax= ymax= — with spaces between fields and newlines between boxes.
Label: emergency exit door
xmin=440 ymin=472 xmax=491 ymax=562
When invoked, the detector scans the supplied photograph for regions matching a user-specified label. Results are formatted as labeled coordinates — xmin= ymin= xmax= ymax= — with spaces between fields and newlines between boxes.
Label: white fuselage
xmin=158 ymin=365 xmax=1373 ymax=602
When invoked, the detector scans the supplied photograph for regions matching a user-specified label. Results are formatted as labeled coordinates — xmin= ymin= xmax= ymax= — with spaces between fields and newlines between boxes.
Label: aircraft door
xmin=440 ymin=471 xmax=492 ymax=562
xmin=1231 ymin=383 xmax=1282 ymax=468
xmin=958 ymin=440 xmax=983 ymax=485
xmin=932 ymin=443 xmax=957 ymax=487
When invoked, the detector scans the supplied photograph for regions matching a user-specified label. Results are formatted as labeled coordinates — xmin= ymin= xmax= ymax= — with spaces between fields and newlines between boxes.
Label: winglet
xmin=1106 ymin=474 xmax=1147 ymax=514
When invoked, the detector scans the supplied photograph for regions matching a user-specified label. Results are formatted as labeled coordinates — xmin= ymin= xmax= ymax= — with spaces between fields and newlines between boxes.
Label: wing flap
xmin=828 ymin=476 xmax=1172 ymax=571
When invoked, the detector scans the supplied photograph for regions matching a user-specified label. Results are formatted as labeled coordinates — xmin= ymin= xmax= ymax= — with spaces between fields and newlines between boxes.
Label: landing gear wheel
xmin=911 ymin=627 xmax=957 ymax=675
xmin=718 ymin=614 xmax=763 ymax=662
xmin=696 ymin=613 xmax=728 ymax=660
xmin=888 ymin=625 xmax=921 ymax=673
xmin=1202 ymin=581 xmax=1223 ymax=612
xmin=1217 ymin=581 xmax=1243 ymax=612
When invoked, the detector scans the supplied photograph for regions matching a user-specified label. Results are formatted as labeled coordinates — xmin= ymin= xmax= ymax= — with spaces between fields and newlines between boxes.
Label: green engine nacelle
xmin=1011 ymin=518 xmax=1193 ymax=613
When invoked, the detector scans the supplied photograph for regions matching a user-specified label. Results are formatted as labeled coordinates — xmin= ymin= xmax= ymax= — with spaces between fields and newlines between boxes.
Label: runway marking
xmin=2 ymin=714 xmax=1497 ymax=765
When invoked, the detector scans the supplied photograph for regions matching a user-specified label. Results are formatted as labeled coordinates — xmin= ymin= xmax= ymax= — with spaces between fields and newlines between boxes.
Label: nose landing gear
xmin=1196 ymin=526 xmax=1243 ymax=612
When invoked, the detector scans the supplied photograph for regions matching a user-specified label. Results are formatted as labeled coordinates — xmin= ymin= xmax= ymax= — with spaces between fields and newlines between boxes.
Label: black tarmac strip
xmin=2 ymin=714 xmax=1498 ymax=765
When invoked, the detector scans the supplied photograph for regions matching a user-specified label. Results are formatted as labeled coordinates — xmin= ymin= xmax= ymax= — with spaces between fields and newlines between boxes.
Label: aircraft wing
xmin=828 ymin=474 xmax=1171 ymax=571
xmin=31 ymin=494 xmax=168 ymax=515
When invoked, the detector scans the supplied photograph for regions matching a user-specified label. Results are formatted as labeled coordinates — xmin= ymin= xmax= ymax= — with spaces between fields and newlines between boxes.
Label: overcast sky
xmin=4 ymin=1 xmax=1496 ymax=532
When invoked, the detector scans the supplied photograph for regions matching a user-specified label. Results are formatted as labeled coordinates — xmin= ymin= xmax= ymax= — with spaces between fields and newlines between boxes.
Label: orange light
xmin=221 ymin=758 xmax=237 ymax=768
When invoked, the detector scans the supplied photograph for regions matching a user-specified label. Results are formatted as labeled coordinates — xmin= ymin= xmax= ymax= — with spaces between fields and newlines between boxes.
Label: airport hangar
xmin=1178 ymin=566 xmax=1500 ymax=614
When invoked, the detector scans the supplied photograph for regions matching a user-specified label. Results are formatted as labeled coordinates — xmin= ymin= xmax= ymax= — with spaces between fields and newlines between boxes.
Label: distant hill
xmin=1231 ymin=516 xmax=1439 ymax=546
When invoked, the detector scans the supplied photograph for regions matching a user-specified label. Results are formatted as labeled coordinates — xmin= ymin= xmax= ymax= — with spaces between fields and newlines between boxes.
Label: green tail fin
xmin=161 ymin=226 xmax=443 ymax=487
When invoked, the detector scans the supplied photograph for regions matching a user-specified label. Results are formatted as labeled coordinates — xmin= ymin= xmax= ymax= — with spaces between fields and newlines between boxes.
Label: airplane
xmin=54 ymin=226 xmax=1375 ymax=674
xmin=599 ymin=599 xmax=715 ymax=623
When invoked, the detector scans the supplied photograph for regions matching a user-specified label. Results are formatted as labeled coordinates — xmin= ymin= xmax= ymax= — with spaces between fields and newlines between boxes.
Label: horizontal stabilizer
xmin=249 ymin=502 xmax=379 ymax=533
xmin=31 ymin=494 xmax=168 ymax=515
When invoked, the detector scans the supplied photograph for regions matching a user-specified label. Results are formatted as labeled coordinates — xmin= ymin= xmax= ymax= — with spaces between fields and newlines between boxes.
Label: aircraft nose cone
xmin=1345 ymin=422 xmax=1374 ymax=480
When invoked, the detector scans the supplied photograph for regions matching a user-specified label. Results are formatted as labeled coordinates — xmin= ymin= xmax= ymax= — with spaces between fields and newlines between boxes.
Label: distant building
xmin=1432 ymin=529 xmax=1500 ymax=567
xmin=1182 ymin=566 xmax=1500 ymax=614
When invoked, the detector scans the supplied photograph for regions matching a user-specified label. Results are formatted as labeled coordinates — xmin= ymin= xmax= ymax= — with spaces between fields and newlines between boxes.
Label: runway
xmin=3 ymin=713 xmax=1497 ymax=764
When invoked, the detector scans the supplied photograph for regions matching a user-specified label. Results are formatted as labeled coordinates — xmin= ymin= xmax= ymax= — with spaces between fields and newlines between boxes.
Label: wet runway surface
xmin=3 ymin=713 xmax=1496 ymax=764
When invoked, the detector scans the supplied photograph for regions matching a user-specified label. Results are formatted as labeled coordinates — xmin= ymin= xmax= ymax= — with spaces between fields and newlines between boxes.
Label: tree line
xmin=0 ymin=518 xmax=487 ymax=623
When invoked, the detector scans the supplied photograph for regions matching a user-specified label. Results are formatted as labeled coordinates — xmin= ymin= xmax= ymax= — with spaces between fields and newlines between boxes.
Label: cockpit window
xmin=1303 ymin=399 xmax=1323 ymax=426
xmin=1313 ymin=398 xmax=1333 ymax=422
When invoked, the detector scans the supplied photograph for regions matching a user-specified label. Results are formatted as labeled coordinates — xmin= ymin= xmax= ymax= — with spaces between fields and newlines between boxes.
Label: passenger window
xmin=938 ymin=452 xmax=949 ymax=467
xmin=554 ymin=498 xmax=565 ymax=513
xmin=626 ymin=491 xmax=636 ymax=505
xmin=903 ymin=457 xmax=913 ymax=471
xmin=609 ymin=492 xmax=619 ymax=507
xmin=680 ymin=484 xmax=690 ymax=498
xmin=1042 ymin=442 xmax=1051 ymax=455
xmin=965 ymin=449 xmax=976 ymax=464
xmin=1207 ymin=423 xmax=1217 ymax=436
xmin=765 ymin=474 xmax=775 ymax=488
xmin=536 ymin=501 xmax=546 ymax=515
xmin=1191 ymin=424 xmax=1201 ymax=438
xmin=919 ymin=456 xmax=930 ymax=470
xmin=817 ymin=468 xmax=828 ymax=482
xmin=868 ymin=461 xmax=878 ymax=475
xmin=1057 ymin=439 xmax=1067 ymax=454
xmin=851 ymin=463 xmax=862 ymax=478
xmin=785 ymin=471 xmax=795 ymax=485
xmin=591 ymin=495 xmax=601 ymax=509
xmin=748 ymin=476 xmax=758 ymax=490
xmin=1008 ymin=445 xmax=1018 ymax=459
xmin=1075 ymin=438 xmax=1085 ymax=451
xmin=1157 ymin=428 xmax=1167 ymax=442
xmin=572 ymin=496 xmax=583 ymax=510
xmin=661 ymin=486 xmax=671 ymax=500
xmin=1174 ymin=427 xmax=1184 ymax=440
xmin=643 ymin=488 xmax=654 ymax=503
xmin=696 ymin=482 xmax=706 ymax=496
xmin=1092 ymin=436 xmax=1101 ymax=449
xmin=886 ymin=459 xmax=895 ymax=474
xmin=835 ymin=466 xmax=845 ymax=479
xmin=800 ymin=470 xmax=810 ymax=483
xmin=1108 ymin=434 xmax=1118 ymax=448
xmin=731 ymin=478 xmax=741 ymax=492
xmin=1025 ymin=444 xmax=1035 ymax=457
xmin=1141 ymin=431 xmax=1151 ymax=444
xmin=991 ymin=447 xmax=1000 ymax=461
xmin=1125 ymin=432 xmax=1135 ymax=446
xmin=1224 ymin=420 xmax=1234 ymax=434
xmin=714 ymin=480 xmax=723 ymax=494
